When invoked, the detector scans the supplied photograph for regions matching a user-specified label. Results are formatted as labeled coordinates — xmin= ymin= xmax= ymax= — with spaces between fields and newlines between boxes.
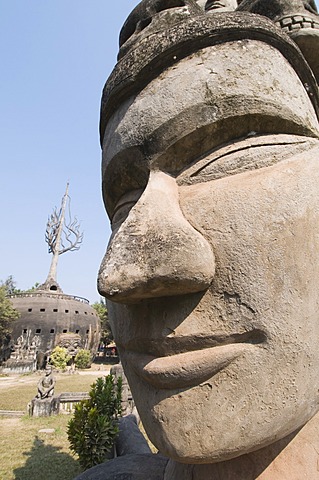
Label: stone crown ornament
xmin=100 ymin=0 xmax=319 ymax=152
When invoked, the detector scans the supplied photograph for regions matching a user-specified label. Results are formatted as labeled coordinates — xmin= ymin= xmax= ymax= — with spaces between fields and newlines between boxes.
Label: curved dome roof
xmin=8 ymin=287 xmax=101 ymax=369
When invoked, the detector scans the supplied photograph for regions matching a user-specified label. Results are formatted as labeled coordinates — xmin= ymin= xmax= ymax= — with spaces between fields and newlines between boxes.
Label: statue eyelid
xmin=177 ymin=136 xmax=309 ymax=184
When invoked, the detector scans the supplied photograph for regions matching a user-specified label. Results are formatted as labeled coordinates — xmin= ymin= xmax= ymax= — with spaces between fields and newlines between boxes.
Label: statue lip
xmin=205 ymin=1 xmax=227 ymax=11
xmin=126 ymin=343 xmax=259 ymax=389
xmin=124 ymin=329 xmax=266 ymax=389
xmin=124 ymin=329 xmax=266 ymax=356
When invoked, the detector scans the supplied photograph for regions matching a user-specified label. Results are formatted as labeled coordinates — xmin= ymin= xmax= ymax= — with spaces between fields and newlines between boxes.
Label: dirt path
xmin=0 ymin=374 xmax=37 ymax=389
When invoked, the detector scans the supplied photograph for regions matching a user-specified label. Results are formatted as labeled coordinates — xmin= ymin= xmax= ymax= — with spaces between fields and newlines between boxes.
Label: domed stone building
xmin=6 ymin=281 xmax=100 ymax=372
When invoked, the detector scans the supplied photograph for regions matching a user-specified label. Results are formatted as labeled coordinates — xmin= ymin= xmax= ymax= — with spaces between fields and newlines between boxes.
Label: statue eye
xmin=177 ymin=135 xmax=310 ymax=185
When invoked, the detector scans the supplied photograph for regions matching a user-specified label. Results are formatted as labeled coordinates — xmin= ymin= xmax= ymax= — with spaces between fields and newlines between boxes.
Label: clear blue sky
xmin=0 ymin=1 xmax=137 ymax=303
xmin=1 ymin=1 xmax=318 ymax=303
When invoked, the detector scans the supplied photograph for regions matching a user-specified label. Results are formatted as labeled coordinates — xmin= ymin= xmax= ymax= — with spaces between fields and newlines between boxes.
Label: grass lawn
xmin=0 ymin=415 xmax=82 ymax=480
xmin=0 ymin=365 xmax=112 ymax=479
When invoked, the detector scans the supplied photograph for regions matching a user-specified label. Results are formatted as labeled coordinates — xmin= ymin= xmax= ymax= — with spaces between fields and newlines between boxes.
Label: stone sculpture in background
xmin=36 ymin=365 xmax=55 ymax=399
xmin=29 ymin=364 xmax=58 ymax=417
xmin=196 ymin=0 xmax=238 ymax=12
xmin=79 ymin=0 xmax=319 ymax=478
xmin=10 ymin=334 xmax=41 ymax=368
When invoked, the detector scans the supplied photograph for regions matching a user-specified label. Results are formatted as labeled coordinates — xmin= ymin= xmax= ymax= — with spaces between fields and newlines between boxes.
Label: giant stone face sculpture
xmin=97 ymin=0 xmax=319 ymax=477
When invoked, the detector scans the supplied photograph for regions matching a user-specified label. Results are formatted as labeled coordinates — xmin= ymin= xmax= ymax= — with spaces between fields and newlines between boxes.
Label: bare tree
xmin=43 ymin=183 xmax=83 ymax=288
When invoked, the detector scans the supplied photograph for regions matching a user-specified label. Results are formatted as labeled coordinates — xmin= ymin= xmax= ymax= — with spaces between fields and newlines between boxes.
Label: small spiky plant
xmin=67 ymin=375 xmax=122 ymax=470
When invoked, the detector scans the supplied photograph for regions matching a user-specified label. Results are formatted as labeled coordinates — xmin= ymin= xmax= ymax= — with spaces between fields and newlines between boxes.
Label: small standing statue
xmin=36 ymin=365 xmax=55 ymax=399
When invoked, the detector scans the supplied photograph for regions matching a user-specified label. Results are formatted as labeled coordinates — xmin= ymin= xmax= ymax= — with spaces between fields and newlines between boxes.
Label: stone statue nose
xmin=98 ymin=171 xmax=215 ymax=303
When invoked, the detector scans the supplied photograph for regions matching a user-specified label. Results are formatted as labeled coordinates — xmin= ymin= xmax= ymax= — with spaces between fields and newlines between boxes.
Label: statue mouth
xmin=205 ymin=1 xmax=227 ymax=11
xmin=124 ymin=329 xmax=266 ymax=389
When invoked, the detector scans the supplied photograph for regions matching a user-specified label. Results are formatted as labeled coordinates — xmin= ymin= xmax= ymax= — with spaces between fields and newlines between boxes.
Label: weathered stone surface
xmin=73 ymin=453 xmax=168 ymax=480
xmin=96 ymin=0 xmax=319 ymax=478
xmin=100 ymin=12 xmax=319 ymax=146
xmin=29 ymin=397 xmax=60 ymax=417
xmin=163 ymin=412 xmax=319 ymax=479
xmin=237 ymin=0 xmax=319 ymax=84
xmin=110 ymin=362 xmax=134 ymax=415
xmin=116 ymin=415 xmax=152 ymax=457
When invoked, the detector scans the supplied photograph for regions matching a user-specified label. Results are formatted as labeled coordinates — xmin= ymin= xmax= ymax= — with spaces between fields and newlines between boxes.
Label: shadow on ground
xmin=13 ymin=435 xmax=81 ymax=480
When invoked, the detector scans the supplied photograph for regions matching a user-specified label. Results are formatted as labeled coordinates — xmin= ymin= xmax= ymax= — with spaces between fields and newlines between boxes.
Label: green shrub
xmin=49 ymin=346 xmax=71 ymax=371
xmin=74 ymin=349 xmax=92 ymax=369
xmin=67 ymin=375 xmax=122 ymax=471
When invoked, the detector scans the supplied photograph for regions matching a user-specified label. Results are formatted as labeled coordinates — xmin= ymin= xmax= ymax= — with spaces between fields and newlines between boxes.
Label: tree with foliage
xmin=49 ymin=346 xmax=71 ymax=371
xmin=75 ymin=349 xmax=92 ymax=369
xmin=1 ymin=276 xmax=40 ymax=295
xmin=68 ymin=375 xmax=122 ymax=470
xmin=0 ymin=284 xmax=20 ymax=336
xmin=0 ymin=283 xmax=20 ymax=361
xmin=24 ymin=282 xmax=40 ymax=293
xmin=92 ymin=299 xmax=113 ymax=345
xmin=1 ymin=275 xmax=21 ymax=295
